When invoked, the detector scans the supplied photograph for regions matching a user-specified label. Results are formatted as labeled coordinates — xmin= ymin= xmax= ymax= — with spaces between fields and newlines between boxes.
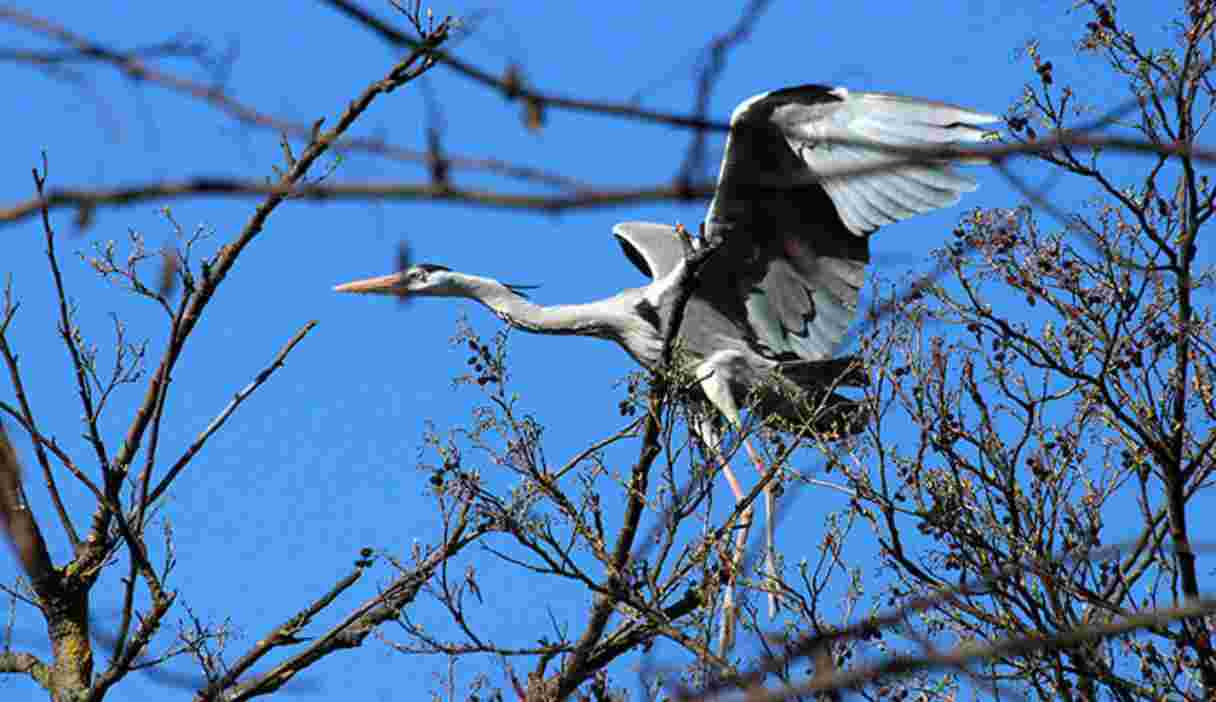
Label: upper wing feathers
xmin=691 ymin=85 xmax=996 ymax=364
xmin=773 ymin=89 xmax=995 ymax=235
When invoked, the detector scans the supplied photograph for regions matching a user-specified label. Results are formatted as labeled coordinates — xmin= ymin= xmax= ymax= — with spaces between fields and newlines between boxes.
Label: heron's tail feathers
xmin=810 ymin=393 xmax=869 ymax=437
xmin=776 ymin=355 xmax=869 ymax=389
xmin=759 ymin=356 xmax=870 ymax=437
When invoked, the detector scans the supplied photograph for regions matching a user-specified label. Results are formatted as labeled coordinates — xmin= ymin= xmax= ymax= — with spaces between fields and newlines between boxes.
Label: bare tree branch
xmin=0 ymin=650 xmax=51 ymax=690
xmin=0 ymin=281 xmax=78 ymax=547
xmin=145 ymin=320 xmax=318 ymax=506
xmin=0 ymin=422 xmax=53 ymax=585
xmin=0 ymin=7 xmax=589 ymax=191
xmin=10 ymin=134 xmax=1216 ymax=230
xmin=0 ymin=178 xmax=714 ymax=227
xmin=735 ymin=598 xmax=1216 ymax=702
xmin=321 ymin=0 xmax=733 ymax=133
xmin=196 ymin=561 xmax=367 ymax=699
xmin=211 ymin=516 xmax=489 ymax=701
xmin=677 ymin=0 xmax=772 ymax=185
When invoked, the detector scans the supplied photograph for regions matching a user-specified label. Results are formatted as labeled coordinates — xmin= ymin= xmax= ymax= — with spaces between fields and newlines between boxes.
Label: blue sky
xmin=0 ymin=2 xmax=1181 ymax=699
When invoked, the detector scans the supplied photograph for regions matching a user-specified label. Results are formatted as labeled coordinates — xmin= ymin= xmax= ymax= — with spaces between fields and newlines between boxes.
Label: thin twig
xmin=198 ymin=562 xmax=367 ymax=699
xmin=146 ymin=320 xmax=318 ymax=505
xmin=677 ymin=0 xmax=772 ymax=185
xmin=32 ymin=159 xmax=113 ymax=480
xmin=0 ymin=283 xmax=78 ymax=547
xmin=733 ymin=598 xmax=1216 ymax=702
xmin=0 ymin=7 xmax=587 ymax=191
xmin=213 ymin=515 xmax=487 ymax=701
xmin=322 ymin=0 xmax=732 ymax=132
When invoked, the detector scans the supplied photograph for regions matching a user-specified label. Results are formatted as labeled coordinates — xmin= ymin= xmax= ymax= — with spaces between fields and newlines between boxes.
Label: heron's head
xmin=333 ymin=264 xmax=461 ymax=299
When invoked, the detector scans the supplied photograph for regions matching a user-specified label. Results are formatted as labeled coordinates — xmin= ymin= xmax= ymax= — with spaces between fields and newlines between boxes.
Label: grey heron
xmin=335 ymin=84 xmax=996 ymax=648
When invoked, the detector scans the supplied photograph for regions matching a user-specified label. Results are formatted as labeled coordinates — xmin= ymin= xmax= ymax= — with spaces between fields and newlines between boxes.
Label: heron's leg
xmin=742 ymin=437 xmax=778 ymax=618
xmin=718 ymin=453 xmax=752 ymax=654
xmin=722 ymin=450 xmax=752 ymax=652
xmin=696 ymin=417 xmax=751 ymax=655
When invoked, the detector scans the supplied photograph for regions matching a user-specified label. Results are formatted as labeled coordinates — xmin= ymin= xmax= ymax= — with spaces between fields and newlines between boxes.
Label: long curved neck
xmin=452 ymin=273 xmax=623 ymax=337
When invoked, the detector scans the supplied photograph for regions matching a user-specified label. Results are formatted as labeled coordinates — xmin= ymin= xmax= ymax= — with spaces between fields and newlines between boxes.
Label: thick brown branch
xmin=0 ymin=651 xmax=51 ymax=690
xmin=549 ymin=230 xmax=725 ymax=700
xmin=550 ymin=344 xmax=667 ymax=701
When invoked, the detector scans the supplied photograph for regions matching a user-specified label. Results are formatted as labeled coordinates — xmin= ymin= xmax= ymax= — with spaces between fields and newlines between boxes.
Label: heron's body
xmin=335 ymin=83 xmax=997 ymax=647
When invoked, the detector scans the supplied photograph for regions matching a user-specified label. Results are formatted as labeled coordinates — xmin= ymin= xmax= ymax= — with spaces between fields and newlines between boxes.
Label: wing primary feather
xmin=693 ymin=85 xmax=995 ymax=372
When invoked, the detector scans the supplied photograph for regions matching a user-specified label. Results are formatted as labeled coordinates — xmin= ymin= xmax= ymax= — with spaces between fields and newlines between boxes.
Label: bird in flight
xmin=335 ymin=84 xmax=996 ymax=650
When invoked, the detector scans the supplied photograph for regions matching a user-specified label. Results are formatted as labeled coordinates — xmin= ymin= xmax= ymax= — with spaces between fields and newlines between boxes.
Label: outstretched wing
xmin=693 ymin=84 xmax=997 ymax=363
xmin=613 ymin=222 xmax=686 ymax=280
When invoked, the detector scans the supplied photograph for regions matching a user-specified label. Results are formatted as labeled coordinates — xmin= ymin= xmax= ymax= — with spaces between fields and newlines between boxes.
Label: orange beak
xmin=332 ymin=272 xmax=406 ymax=295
